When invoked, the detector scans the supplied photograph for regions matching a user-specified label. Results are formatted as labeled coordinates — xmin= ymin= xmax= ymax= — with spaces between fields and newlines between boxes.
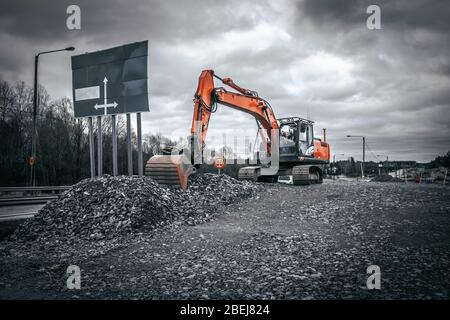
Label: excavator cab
xmin=278 ymin=117 xmax=315 ymax=161
xmin=279 ymin=124 xmax=296 ymax=156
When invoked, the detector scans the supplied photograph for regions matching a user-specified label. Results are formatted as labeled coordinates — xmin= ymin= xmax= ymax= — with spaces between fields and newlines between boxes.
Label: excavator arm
xmin=146 ymin=69 xmax=280 ymax=188
xmin=190 ymin=70 xmax=279 ymax=157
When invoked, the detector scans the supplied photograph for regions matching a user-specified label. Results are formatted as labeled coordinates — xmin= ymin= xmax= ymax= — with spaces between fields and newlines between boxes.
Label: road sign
xmin=71 ymin=41 xmax=149 ymax=117
xmin=27 ymin=156 xmax=36 ymax=166
xmin=214 ymin=157 xmax=225 ymax=170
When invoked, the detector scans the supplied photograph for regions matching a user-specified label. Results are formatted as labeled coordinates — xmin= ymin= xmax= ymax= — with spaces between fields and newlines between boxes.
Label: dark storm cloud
xmin=0 ymin=0 xmax=259 ymax=42
xmin=290 ymin=0 xmax=450 ymax=161
xmin=0 ymin=0 xmax=449 ymax=162
xmin=298 ymin=0 xmax=450 ymax=32
xmin=296 ymin=0 xmax=450 ymax=65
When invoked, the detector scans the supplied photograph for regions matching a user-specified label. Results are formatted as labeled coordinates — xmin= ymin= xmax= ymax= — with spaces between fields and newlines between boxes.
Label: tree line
xmin=0 ymin=80 xmax=177 ymax=186
xmin=429 ymin=151 xmax=450 ymax=169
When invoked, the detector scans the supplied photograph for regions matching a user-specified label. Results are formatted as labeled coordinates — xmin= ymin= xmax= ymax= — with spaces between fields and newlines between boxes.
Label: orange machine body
xmin=314 ymin=140 xmax=330 ymax=161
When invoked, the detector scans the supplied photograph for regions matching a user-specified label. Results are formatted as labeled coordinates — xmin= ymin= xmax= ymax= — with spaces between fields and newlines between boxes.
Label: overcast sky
xmin=1 ymin=0 xmax=449 ymax=162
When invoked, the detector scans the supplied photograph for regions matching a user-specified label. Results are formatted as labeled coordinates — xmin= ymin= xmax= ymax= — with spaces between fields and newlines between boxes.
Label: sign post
xmin=137 ymin=112 xmax=143 ymax=176
xmin=71 ymin=41 xmax=149 ymax=177
xmin=112 ymin=114 xmax=118 ymax=176
xmin=97 ymin=116 xmax=102 ymax=176
xmin=127 ymin=113 xmax=133 ymax=175
xmin=88 ymin=117 xmax=95 ymax=178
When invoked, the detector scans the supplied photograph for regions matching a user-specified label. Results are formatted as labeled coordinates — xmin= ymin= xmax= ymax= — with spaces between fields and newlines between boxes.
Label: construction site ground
xmin=1 ymin=179 xmax=449 ymax=299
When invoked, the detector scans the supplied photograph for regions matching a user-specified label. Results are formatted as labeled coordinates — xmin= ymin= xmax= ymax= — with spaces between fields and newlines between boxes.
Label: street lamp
xmin=346 ymin=135 xmax=366 ymax=178
xmin=30 ymin=46 xmax=75 ymax=186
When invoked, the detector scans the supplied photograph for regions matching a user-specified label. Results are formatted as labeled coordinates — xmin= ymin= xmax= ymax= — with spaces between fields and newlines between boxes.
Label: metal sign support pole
xmin=112 ymin=114 xmax=118 ymax=176
xmin=360 ymin=163 xmax=364 ymax=179
xmin=127 ymin=113 xmax=133 ymax=175
xmin=88 ymin=117 xmax=95 ymax=178
xmin=97 ymin=116 xmax=103 ymax=176
xmin=137 ymin=112 xmax=143 ymax=176
xmin=362 ymin=137 xmax=365 ymax=178
xmin=30 ymin=55 xmax=39 ymax=187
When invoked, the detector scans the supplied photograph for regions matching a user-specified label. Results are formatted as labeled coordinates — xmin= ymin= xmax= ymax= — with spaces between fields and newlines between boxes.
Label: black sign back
xmin=71 ymin=41 xmax=149 ymax=117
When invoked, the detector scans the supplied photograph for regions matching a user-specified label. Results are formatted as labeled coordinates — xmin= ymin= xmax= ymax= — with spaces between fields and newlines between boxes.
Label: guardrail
xmin=0 ymin=186 xmax=70 ymax=208
xmin=0 ymin=186 xmax=70 ymax=194
xmin=0 ymin=196 xmax=58 ymax=206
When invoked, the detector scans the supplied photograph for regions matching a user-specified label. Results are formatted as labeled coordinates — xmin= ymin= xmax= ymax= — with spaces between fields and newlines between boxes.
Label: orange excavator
xmin=145 ymin=70 xmax=330 ymax=188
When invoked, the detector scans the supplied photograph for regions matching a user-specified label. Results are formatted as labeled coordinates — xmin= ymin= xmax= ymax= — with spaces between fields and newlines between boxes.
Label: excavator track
xmin=292 ymin=165 xmax=322 ymax=185
xmin=238 ymin=166 xmax=261 ymax=182
xmin=238 ymin=167 xmax=278 ymax=183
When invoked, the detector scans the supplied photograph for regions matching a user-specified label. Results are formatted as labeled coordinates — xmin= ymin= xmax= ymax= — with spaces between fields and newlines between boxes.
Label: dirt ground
xmin=1 ymin=180 xmax=449 ymax=299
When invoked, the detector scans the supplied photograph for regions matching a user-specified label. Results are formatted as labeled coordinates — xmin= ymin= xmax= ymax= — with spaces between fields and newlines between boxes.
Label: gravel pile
xmin=12 ymin=174 xmax=262 ymax=241
xmin=1 ymin=180 xmax=449 ymax=299
xmin=370 ymin=174 xmax=404 ymax=182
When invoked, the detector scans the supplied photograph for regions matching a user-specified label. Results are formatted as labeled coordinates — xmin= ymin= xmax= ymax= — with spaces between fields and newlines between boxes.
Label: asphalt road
xmin=0 ymin=180 xmax=449 ymax=299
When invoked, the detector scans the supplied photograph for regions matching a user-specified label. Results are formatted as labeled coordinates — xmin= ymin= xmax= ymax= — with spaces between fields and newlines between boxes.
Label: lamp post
xmin=30 ymin=46 xmax=75 ymax=186
xmin=346 ymin=135 xmax=366 ymax=178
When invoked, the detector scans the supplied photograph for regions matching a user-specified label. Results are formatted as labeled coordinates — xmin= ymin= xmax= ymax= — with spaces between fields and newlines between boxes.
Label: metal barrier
xmin=0 ymin=186 xmax=70 ymax=207
xmin=0 ymin=186 xmax=70 ymax=193
xmin=0 ymin=196 xmax=58 ymax=206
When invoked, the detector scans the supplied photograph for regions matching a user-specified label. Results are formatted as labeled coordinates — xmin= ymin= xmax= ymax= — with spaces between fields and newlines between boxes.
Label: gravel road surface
xmin=0 ymin=180 xmax=449 ymax=299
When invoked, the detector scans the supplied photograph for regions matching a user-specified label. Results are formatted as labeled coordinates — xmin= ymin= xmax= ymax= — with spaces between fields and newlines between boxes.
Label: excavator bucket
xmin=145 ymin=155 xmax=194 ymax=189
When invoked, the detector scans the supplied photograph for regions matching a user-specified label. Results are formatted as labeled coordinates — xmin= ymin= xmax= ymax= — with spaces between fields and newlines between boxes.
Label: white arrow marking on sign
xmin=93 ymin=77 xmax=118 ymax=116
xmin=94 ymin=101 xmax=118 ymax=110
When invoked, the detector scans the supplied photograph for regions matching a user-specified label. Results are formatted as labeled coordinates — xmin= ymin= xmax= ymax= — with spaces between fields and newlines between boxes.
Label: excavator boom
xmin=190 ymin=70 xmax=278 ymax=156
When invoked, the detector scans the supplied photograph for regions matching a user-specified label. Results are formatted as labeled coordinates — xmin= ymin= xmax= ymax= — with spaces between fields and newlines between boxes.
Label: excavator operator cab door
xmin=298 ymin=123 xmax=314 ymax=157
xmin=279 ymin=124 xmax=297 ymax=157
